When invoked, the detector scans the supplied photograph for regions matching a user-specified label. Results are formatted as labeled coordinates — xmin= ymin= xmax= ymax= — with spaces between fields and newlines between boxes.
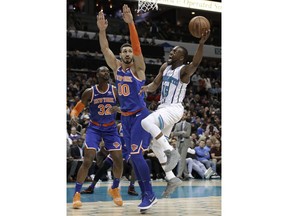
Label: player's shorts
xmin=121 ymin=108 xmax=151 ymax=155
xmin=122 ymin=143 xmax=131 ymax=161
xmin=84 ymin=122 xmax=122 ymax=151
xmin=144 ymin=103 xmax=184 ymax=137
xmin=154 ymin=103 xmax=184 ymax=128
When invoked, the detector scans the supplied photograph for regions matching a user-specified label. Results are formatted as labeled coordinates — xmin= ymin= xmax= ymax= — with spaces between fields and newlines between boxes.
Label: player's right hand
xmin=97 ymin=10 xmax=108 ymax=31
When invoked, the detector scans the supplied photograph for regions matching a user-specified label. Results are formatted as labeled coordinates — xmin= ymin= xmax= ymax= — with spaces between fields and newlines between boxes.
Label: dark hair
xmin=178 ymin=46 xmax=188 ymax=63
xmin=120 ymin=43 xmax=132 ymax=52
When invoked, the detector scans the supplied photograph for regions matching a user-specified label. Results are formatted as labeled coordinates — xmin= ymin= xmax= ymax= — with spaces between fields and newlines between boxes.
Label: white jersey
xmin=160 ymin=64 xmax=188 ymax=104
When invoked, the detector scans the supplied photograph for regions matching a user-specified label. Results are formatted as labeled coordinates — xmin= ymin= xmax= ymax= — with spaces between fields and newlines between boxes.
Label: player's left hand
xmin=109 ymin=106 xmax=121 ymax=114
xmin=139 ymin=85 xmax=148 ymax=95
xmin=199 ymin=29 xmax=210 ymax=44
xmin=122 ymin=4 xmax=133 ymax=24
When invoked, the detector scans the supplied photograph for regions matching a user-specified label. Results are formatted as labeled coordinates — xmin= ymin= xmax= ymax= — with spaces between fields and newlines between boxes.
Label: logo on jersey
xmin=131 ymin=144 xmax=138 ymax=152
xmin=107 ymin=91 xmax=112 ymax=95
xmin=113 ymin=142 xmax=121 ymax=148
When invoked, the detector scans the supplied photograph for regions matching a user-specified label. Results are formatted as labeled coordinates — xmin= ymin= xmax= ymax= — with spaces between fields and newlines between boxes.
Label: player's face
xmin=98 ymin=67 xmax=110 ymax=81
xmin=120 ymin=46 xmax=133 ymax=64
xmin=167 ymin=46 xmax=183 ymax=65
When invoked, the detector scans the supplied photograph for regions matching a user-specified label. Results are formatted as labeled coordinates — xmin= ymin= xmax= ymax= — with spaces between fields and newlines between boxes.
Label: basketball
xmin=189 ymin=16 xmax=210 ymax=38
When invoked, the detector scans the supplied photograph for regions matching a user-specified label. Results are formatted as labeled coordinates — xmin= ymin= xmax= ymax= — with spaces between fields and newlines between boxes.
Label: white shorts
xmin=152 ymin=103 xmax=184 ymax=137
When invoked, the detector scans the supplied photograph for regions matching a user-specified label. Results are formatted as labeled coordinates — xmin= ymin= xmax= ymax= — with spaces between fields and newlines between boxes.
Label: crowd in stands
xmin=67 ymin=2 xmax=221 ymax=47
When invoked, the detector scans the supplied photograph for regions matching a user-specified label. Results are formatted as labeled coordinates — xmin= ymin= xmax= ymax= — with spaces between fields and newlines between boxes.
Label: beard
xmin=122 ymin=58 xmax=133 ymax=65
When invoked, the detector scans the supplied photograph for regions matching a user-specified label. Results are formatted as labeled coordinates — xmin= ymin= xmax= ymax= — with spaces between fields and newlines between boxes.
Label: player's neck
xmin=97 ymin=83 xmax=109 ymax=92
xmin=121 ymin=62 xmax=133 ymax=71
xmin=171 ymin=62 xmax=183 ymax=70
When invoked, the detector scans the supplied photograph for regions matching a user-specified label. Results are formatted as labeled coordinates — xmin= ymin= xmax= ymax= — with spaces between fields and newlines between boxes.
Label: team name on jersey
xmin=163 ymin=75 xmax=179 ymax=85
xmin=93 ymin=97 xmax=115 ymax=104
xmin=116 ymin=75 xmax=133 ymax=82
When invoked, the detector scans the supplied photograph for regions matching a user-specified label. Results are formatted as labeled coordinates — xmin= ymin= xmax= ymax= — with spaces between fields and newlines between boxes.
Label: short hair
xmin=95 ymin=66 xmax=108 ymax=73
xmin=178 ymin=46 xmax=188 ymax=63
xmin=120 ymin=43 xmax=132 ymax=52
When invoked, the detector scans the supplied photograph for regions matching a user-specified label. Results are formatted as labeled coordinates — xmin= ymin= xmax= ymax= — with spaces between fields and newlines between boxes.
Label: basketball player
xmin=70 ymin=66 xmax=124 ymax=208
xmin=140 ymin=29 xmax=211 ymax=197
xmin=97 ymin=5 xmax=157 ymax=212
xmin=81 ymin=122 xmax=139 ymax=196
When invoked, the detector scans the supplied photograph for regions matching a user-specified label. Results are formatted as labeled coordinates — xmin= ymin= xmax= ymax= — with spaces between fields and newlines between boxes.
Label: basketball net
xmin=137 ymin=0 xmax=158 ymax=13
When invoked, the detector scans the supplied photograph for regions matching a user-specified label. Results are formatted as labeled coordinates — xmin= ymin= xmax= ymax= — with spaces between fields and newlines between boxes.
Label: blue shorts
xmin=121 ymin=108 xmax=151 ymax=155
xmin=122 ymin=143 xmax=131 ymax=161
xmin=85 ymin=122 xmax=122 ymax=151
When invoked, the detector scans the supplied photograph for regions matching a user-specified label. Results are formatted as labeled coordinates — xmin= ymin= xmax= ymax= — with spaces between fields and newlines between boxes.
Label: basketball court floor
xmin=67 ymin=179 xmax=221 ymax=215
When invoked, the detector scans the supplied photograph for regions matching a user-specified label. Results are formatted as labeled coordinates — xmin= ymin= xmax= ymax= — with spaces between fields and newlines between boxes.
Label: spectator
xmin=194 ymin=140 xmax=217 ymax=174
xmin=186 ymin=148 xmax=214 ymax=179
xmin=69 ymin=126 xmax=81 ymax=141
xmin=172 ymin=111 xmax=192 ymax=180
xmin=210 ymin=140 xmax=221 ymax=176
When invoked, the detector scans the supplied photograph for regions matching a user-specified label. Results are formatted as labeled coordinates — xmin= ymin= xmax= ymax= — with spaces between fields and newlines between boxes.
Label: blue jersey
xmin=115 ymin=67 xmax=146 ymax=112
xmin=88 ymin=84 xmax=117 ymax=124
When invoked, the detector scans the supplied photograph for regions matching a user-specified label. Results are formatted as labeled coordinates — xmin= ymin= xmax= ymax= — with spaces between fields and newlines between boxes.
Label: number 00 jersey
xmin=115 ymin=67 xmax=146 ymax=112
xmin=88 ymin=84 xmax=117 ymax=124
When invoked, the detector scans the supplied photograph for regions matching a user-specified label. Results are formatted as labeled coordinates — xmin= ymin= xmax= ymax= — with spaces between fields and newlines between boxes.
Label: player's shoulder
xmin=83 ymin=87 xmax=93 ymax=95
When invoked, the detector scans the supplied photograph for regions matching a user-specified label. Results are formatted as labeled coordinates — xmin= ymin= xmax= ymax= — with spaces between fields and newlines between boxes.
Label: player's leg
xmin=130 ymin=109 xmax=157 ymax=210
xmin=104 ymin=127 xmax=123 ymax=206
xmin=73 ymin=148 xmax=96 ymax=208
xmin=126 ymin=157 xmax=139 ymax=196
xmin=141 ymin=104 xmax=183 ymax=172
xmin=72 ymin=126 xmax=99 ymax=209
xmin=158 ymin=124 xmax=182 ymax=197
xmin=81 ymin=156 xmax=113 ymax=194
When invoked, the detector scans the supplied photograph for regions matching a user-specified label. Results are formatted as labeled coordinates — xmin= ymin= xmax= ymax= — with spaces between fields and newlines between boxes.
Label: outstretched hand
xmin=139 ymin=85 xmax=148 ymax=95
xmin=122 ymin=4 xmax=133 ymax=24
xmin=97 ymin=10 xmax=108 ymax=31
xmin=199 ymin=29 xmax=210 ymax=44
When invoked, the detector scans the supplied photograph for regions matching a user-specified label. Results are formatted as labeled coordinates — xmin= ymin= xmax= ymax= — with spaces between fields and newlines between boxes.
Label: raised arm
xmin=180 ymin=30 xmax=210 ymax=83
xmin=97 ymin=10 xmax=120 ymax=76
xmin=139 ymin=62 xmax=167 ymax=95
xmin=122 ymin=4 xmax=146 ymax=80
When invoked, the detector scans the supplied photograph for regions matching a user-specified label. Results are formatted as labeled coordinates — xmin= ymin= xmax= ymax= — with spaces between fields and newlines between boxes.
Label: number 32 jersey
xmin=89 ymin=84 xmax=117 ymax=124
xmin=115 ymin=67 xmax=146 ymax=112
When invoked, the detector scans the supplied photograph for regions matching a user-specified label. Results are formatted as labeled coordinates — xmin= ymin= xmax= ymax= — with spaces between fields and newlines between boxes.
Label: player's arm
xmin=70 ymin=88 xmax=92 ymax=126
xmin=122 ymin=4 xmax=146 ymax=80
xmin=139 ymin=62 xmax=167 ymax=94
xmin=109 ymin=85 xmax=122 ymax=114
xmin=181 ymin=30 xmax=210 ymax=83
xmin=97 ymin=10 xmax=120 ymax=76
